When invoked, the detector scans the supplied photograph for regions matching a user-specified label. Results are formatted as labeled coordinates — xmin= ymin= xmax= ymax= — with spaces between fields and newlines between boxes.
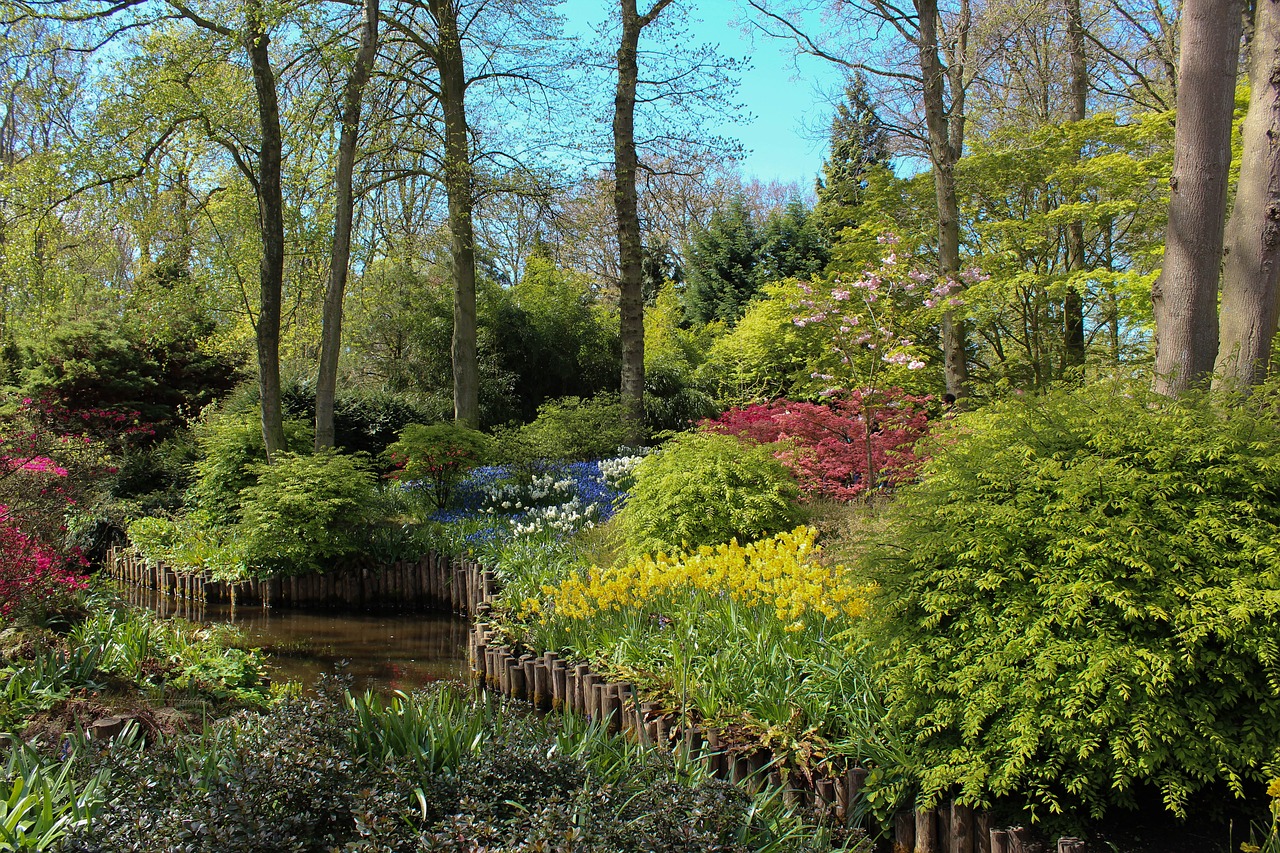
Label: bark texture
xmin=432 ymin=0 xmax=480 ymax=427
xmin=316 ymin=0 xmax=378 ymax=449
xmin=1215 ymin=0 xmax=1280 ymax=389
xmin=917 ymin=0 xmax=970 ymax=398
xmin=246 ymin=12 xmax=287 ymax=458
xmin=614 ymin=0 xmax=672 ymax=443
xmin=1152 ymin=0 xmax=1243 ymax=396
xmin=1062 ymin=0 xmax=1088 ymax=370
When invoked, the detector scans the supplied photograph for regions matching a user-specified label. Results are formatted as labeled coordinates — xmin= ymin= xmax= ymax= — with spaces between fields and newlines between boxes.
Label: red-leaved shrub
xmin=705 ymin=389 xmax=932 ymax=501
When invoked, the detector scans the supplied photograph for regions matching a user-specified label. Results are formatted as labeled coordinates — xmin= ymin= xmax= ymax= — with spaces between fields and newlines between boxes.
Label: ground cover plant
xmin=16 ymin=680 xmax=870 ymax=853
xmin=0 ymin=588 xmax=271 ymax=737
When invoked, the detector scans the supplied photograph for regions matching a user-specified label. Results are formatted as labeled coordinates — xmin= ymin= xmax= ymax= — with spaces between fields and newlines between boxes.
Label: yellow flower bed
xmin=539 ymin=526 xmax=872 ymax=627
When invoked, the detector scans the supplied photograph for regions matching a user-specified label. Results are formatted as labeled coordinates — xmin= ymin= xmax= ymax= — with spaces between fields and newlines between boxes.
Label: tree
xmin=614 ymin=0 xmax=673 ymax=444
xmin=682 ymin=196 xmax=762 ymax=325
xmin=315 ymin=0 xmax=379 ymax=450
xmin=748 ymin=0 xmax=978 ymax=399
xmin=813 ymin=74 xmax=890 ymax=238
xmin=1214 ymin=0 xmax=1280 ymax=389
xmin=1151 ymin=0 xmax=1243 ymax=396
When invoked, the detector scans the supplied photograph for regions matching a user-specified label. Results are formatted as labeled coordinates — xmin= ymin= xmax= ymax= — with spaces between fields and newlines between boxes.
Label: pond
xmin=114 ymin=584 xmax=470 ymax=692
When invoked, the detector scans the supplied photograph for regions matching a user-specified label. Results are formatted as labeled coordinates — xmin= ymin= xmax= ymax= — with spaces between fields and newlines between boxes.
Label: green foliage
xmin=499 ymin=394 xmax=630 ymax=464
xmin=237 ymin=450 xmax=378 ymax=576
xmin=60 ymin=682 xmax=867 ymax=852
xmin=684 ymin=197 xmax=765 ymax=326
xmin=813 ymin=74 xmax=891 ymax=239
xmin=187 ymin=411 xmax=311 ymax=526
xmin=386 ymin=423 xmax=491 ymax=511
xmin=757 ymin=198 xmax=830 ymax=283
xmin=621 ymin=431 xmax=804 ymax=554
xmin=0 ymin=740 xmax=108 ymax=851
xmin=864 ymin=381 xmax=1280 ymax=819
xmin=696 ymin=282 xmax=822 ymax=406
xmin=16 ymin=311 xmax=241 ymax=442
xmin=279 ymin=382 xmax=435 ymax=461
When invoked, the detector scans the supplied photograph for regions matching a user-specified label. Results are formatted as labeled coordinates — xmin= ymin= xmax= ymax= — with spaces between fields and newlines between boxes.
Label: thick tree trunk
xmin=1062 ymin=0 xmax=1088 ymax=371
xmin=917 ymin=0 xmax=969 ymax=398
xmin=614 ymin=0 xmax=671 ymax=444
xmin=316 ymin=0 xmax=378 ymax=450
xmin=1215 ymin=0 xmax=1280 ymax=389
xmin=432 ymin=0 xmax=480 ymax=428
xmin=1152 ymin=0 xmax=1243 ymax=396
xmin=246 ymin=13 xmax=287 ymax=458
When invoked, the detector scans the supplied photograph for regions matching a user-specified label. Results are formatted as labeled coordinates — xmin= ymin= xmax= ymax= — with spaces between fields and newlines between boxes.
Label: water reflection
xmin=115 ymin=584 xmax=469 ymax=692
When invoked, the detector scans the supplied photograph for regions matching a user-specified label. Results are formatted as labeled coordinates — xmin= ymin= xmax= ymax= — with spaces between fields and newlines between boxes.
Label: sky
xmin=557 ymin=0 xmax=849 ymax=190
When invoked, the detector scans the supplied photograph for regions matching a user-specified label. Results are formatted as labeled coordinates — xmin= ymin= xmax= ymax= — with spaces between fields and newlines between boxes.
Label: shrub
xmin=238 ymin=450 xmax=378 ymax=575
xmin=706 ymin=389 xmax=932 ymax=501
xmin=0 ymin=523 xmax=87 ymax=619
xmin=501 ymin=394 xmax=630 ymax=463
xmin=385 ymin=422 xmax=491 ymax=511
xmin=620 ymin=430 xmax=804 ymax=554
xmin=280 ymin=382 xmax=435 ymax=461
xmin=865 ymin=381 xmax=1280 ymax=819
xmin=187 ymin=412 xmax=311 ymax=526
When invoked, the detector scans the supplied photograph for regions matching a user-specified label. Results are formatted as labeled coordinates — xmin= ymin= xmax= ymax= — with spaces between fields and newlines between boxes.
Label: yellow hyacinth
xmin=543 ymin=526 xmax=872 ymax=624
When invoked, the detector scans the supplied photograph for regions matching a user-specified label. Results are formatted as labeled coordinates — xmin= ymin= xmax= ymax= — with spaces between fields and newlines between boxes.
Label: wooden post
xmin=915 ymin=807 xmax=938 ymax=853
xmin=1008 ymin=827 xmax=1031 ymax=853
xmin=989 ymin=830 xmax=1009 ymax=853
xmin=975 ymin=813 xmax=993 ymax=853
xmin=1056 ymin=839 xmax=1084 ymax=853
xmin=950 ymin=802 xmax=974 ymax=853
xmin=895 ymin=811 xmax=916 ymax=853
xmin=602 ymin=684 xmax=623 ymax=734
xmin=532 ymin=661 xmax=550 ymax=710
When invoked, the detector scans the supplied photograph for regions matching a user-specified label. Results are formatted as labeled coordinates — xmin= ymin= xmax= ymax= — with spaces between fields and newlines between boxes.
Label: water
xmin=115 ymin=585 xmax=470 ymax=692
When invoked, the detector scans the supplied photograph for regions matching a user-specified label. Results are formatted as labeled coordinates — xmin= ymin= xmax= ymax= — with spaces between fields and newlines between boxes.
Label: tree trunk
xmin=917 ymin=0 xmax=969 ymax=398
xmin=1214 ymin=0 xmax=1280 ymax=389
xmin=432 ymin=0 xmax=480 ymax=428
xmin=246 ymin=10 xmax=288 ymax=458
xmin=614 ymin=0 xmax=671 ymax=444
xmin=1152 ymin=0 xmax=1243 ymax=396
xmin=316 ymin=0 xmax=378 ymax=450
xmin=1062 ymin=0 xmax=1088 ymax=371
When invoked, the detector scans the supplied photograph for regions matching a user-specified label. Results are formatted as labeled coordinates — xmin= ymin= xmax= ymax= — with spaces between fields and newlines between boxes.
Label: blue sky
xmin=558 ymin=1 xmax=848 ymax=189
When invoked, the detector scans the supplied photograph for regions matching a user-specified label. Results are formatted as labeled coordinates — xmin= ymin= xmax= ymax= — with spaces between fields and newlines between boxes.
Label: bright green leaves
xmin=865 ymin=380 xmax=1280 ymax=818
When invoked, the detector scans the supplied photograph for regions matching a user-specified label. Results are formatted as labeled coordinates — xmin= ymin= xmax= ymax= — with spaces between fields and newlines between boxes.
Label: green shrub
xmin=280 ymin=381 xmax=435 ymax=461
xmin=501 ymin=393 xmax=631 ymax=463
xmin=864 ymin=381 xmax=1280 ymax=819
xmin=620 ymin=430 xmax=804 ymax=554
xmin=238 ymin=450 xmax=377 ymax=575
xmin=385 ymin=422 xmax=491 ymax=511
xmin=187 ymin=412 xmax=311 ymax=526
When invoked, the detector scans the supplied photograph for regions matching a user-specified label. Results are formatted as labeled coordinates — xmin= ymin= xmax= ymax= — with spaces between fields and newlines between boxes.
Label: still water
xmin=115 ymin=585 xmax=470 ymax=692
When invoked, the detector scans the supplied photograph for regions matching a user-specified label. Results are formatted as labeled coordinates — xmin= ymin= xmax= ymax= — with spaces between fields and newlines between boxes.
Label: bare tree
xmin=1151 ymin=0 xmax=1243 ymax=396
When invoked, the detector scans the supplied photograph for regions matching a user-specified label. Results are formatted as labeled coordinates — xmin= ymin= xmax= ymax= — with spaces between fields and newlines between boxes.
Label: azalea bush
xmin=705 ymin=390 xmax=932 ymax=500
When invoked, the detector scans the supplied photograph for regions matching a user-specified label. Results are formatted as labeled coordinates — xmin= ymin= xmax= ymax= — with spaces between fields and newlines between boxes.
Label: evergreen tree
xmin=813 ymin=75 xmax=891 ymax=239
xmin=682 ymin=197 xmax=763 ymax=325
xmin=758 ymin=198 xmax=829 ymax=282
